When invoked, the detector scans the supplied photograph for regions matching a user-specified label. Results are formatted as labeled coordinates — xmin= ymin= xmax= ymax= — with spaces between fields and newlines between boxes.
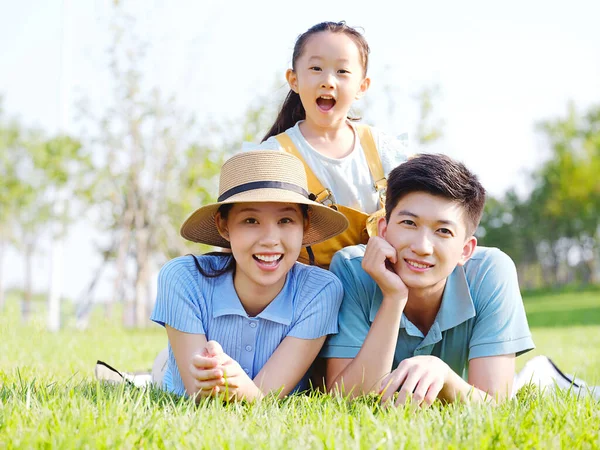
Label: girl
xmin=247 ymin=21 xmax=411 ymax=268
xmin=150 ymin=150 xmax=349 ymax=401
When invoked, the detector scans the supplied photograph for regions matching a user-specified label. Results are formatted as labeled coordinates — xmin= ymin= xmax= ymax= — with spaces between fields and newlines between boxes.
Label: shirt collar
xmin=212 ymin=270 xmax=293 ymax=326
xmin=369 ymin=264 xmax=475 ymax=335
xmin=435 ymin=264 xmax=476 ymax=331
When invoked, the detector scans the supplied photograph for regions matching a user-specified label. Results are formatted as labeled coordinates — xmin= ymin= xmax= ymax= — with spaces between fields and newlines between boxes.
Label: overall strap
xmin=275 ymin=133 xmax=333 ymax=204
xmin=355 ymin=124 xmax=387 ymax=193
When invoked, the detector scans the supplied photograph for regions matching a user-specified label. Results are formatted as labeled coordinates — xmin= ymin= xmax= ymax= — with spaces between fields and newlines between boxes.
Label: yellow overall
xmin=276 ymin=124 xmax=386 ymax=268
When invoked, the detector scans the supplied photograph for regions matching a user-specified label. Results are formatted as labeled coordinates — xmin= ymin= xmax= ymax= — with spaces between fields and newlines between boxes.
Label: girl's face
xmin=216 ymin=202 xmax=307 ymax=301
xmin=287 ymin=31 xmax=370 ymax=131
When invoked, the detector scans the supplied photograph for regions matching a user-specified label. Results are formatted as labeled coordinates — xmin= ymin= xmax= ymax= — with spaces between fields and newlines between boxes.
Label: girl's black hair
xmin=188 ymin=203 xmax=312 ymax=278
xmin=262 ymin=21 xmax=370 ymax=142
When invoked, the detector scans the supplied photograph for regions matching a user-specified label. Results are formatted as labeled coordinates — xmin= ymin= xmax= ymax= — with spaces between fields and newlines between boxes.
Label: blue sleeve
xmin=320 ymin=249 xmax=374 ymax=358
xmin=287 ymin=270 xmax=343 ymax=340
xmin=150 ymin=256 xmax=206 ymax=335
xmin=468 ymin=249 xmax=535 ymax=360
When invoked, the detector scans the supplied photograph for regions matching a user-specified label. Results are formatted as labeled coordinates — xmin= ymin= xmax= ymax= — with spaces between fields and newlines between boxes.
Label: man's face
xmin=379 ymin=191 xmax=477 ymax=292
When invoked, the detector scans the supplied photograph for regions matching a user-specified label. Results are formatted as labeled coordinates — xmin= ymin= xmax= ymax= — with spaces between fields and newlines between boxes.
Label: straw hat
xmin=180 ymin=150 xmax=349 ymax=248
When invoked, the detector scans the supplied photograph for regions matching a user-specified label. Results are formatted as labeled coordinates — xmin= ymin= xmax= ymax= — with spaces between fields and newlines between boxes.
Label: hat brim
xmin=180 ymin=188 xmax=349 ymax=248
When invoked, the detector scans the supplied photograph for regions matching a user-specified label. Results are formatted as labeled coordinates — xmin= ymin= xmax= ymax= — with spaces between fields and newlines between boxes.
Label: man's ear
xmin=355 ymin=76 xmax=371 ymax=100
xmin=457 ymin=236 xmax=477 ymax=266
xmin=215 ymin=212 xmax=230 ymax=242
xmin=286 ymin=68 xmax=298 ymax=93
xmin=377 ymin=215 xmax=388 ymax=238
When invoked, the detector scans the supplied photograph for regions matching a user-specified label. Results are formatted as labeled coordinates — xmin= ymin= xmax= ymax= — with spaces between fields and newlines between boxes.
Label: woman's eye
xmin=279 ymin=217 xmax=293 ymax=224
xmin=244 ymin=218 xmax=258 ymax=224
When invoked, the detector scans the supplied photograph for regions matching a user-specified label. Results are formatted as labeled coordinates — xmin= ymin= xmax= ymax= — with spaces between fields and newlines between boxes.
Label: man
xmin=322 ymin=153 xmax=534 ymax=407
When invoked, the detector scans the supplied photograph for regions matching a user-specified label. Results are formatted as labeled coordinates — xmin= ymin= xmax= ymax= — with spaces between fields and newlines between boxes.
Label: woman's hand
xmin=190 ymin=340 xmax=261 ymax=401
xmin=189 ymin=340 xmax=229 ymax=398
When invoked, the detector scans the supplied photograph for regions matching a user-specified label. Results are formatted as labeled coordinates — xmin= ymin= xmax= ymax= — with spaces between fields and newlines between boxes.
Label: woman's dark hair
xmin=262 ymin=21 xmax=370 ymax=142
xmin=189 ymin=204 xmax=236 ymax=278
xmin=385 ymin=153 xmax=486 ymax=236
xmin=189 ymin=203 xmax=312 ymax=277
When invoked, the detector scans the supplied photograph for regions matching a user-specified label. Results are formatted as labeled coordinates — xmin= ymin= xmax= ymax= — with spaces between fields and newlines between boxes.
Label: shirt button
xmin=249 ymin=322 xmax=257 ymax=328
xmin=245 ymin=345 xmax=252 ymax=352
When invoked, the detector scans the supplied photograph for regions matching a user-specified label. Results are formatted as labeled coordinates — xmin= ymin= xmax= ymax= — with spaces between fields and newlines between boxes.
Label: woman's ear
xmin=303 ymin=207 xmax=312 ymax=234
xmin=286 ymin=68 xmax=299 ymax=93
xmin=215 ymin=212 xmax=230 ymax=242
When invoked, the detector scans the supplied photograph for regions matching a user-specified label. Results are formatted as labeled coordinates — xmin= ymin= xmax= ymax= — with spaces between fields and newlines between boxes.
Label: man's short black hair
xmin=385 ymin=153 xmax=486 ymax=236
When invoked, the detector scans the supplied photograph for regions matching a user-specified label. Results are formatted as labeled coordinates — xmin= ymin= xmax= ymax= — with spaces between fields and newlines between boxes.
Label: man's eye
xmin=400 ymin=220 xmax=416 ymax=226
xmin=438 ymin=228 xmax=453 ymax=236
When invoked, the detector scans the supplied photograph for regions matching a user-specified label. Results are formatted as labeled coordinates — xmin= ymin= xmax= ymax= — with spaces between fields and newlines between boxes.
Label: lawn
xmin=0 ymin=288 xmax=599 ymax=449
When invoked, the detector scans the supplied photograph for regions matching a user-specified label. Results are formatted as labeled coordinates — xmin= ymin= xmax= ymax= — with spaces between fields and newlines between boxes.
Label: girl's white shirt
xmin=243 ymin=121 xmax=411 ymax=214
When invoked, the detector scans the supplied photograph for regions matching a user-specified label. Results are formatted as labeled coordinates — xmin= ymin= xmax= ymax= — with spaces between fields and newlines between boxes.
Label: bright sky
xmin=2 ymin=0 xmax=600 ymax=298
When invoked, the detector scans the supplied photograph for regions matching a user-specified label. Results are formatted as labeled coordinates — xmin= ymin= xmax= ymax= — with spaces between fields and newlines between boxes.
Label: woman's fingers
xmin=205 ymin=340 xmax=224 ymax=357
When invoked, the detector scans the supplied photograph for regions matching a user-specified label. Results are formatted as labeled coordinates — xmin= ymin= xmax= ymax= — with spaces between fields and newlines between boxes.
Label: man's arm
xmin=326 ymin=237 xmax=408 ymax=396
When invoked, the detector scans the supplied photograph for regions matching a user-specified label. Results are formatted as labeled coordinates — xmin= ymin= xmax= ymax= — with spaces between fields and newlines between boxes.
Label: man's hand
xmin=362 ymin=236 xmax=408 ymax=302
xmin=379 ymin=356 xmax=450 ymax=408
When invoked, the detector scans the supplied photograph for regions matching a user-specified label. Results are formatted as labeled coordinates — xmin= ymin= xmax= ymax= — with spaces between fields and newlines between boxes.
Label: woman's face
xmin=217 ymin=202 xmax=307 ymax=298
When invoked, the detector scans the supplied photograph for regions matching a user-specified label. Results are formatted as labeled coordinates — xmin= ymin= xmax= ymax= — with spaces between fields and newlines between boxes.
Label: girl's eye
xmin=244 ymin=218 xmax=258 ymax=224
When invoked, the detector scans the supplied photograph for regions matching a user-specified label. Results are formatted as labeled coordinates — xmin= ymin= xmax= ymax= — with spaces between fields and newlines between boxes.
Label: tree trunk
xmin=110 ymin=207 xmax=134 ymax=320
xmin=134 ymin=227 xmax=150 ymax=328
xmin=47 ymin=220 xmax=65 ymax=332
xmin=22 ymin=241 xmax=34 ymax=323
xmin=0 ymin=239 xmax=5 ymax=311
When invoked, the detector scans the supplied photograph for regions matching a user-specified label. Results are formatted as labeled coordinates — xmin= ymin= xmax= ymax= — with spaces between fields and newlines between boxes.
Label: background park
xmin=1 ymin=0 xmax=599 ymax=448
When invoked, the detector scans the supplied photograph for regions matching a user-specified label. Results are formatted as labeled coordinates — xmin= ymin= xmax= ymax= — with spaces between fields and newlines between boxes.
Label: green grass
xmin=0 ymin=289 xmax=599 ymax=449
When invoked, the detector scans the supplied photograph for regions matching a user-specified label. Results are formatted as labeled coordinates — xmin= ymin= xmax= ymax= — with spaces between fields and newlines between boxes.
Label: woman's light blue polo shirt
xmin=151 ymin=255 xmax=343 ymax=396
xmin=320 ymin=245 xmax=535 ymax=379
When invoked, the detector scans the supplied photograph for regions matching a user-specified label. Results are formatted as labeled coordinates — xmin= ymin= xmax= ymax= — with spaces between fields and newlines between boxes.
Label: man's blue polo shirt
xmin=321 ymin=245 xmax=535 ymax=379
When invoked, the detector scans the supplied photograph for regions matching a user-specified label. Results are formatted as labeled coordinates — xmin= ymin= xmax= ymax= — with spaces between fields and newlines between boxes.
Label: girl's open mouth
xmin=316 ymin=95 xmax=336 ymax=111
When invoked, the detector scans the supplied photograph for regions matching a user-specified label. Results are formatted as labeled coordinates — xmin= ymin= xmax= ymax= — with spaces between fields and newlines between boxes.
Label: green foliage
xmin=479 ymin=102 xmax=600 ymax=287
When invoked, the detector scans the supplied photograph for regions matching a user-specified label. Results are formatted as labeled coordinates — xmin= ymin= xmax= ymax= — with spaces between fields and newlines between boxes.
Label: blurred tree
xmin=35 ymin=135 xmax=91 ymax=330
xmin=535 ymin=102 xmax=600 ymax=284
xmin=480 ymin=102 xmax=600 ymax=288
xmin=414 ymin=84 xmax=444 ymax=146
xmin=0 ymin=105 xmax=25 ymax=311
xmin=75 ymin=5 xmax=280 ymax=328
